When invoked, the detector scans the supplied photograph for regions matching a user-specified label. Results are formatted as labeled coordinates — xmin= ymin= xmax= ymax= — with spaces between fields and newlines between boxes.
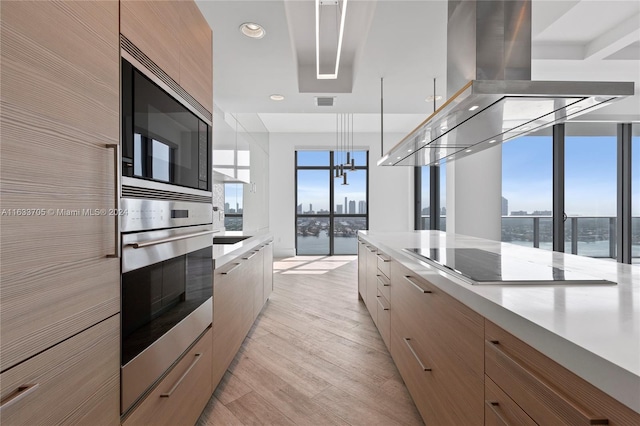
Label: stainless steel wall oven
xmin=119 ymin=48 xmax=215 ymax=415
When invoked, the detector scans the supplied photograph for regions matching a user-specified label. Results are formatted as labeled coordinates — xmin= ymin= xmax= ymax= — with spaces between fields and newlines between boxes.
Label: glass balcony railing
xmin=420 ymin=215 xmax=640 ymax=260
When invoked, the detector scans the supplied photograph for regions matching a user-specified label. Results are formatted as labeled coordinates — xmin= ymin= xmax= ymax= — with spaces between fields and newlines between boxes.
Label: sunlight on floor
xmin=274 ymin=255 xmax=357 ymax=275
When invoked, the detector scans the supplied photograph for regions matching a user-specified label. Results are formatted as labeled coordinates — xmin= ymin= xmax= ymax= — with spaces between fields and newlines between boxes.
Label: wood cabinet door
xmin=357 ymin=240 xmax=367 ymax=300
xmin=247 ymin=248 xmax=265 ymax=320
xmin=0 ymin=315 xmax=120 ymax=425
xmin=120 ymin=0 xmax=181 ymax=83
xmin=179 ymin=0 xmax=213 ymax=113
xmin=123 ymin=328 xmax=213 ymax=426
xmin=0 ymin=0 xmax=120 ymax=371
xmin=365 ymin=245 xmax=378 ymax=323
xmin=263 ymin=241 xmax=274 ymax=302
xmin=212 ymin=260 xmax=247 ymax=388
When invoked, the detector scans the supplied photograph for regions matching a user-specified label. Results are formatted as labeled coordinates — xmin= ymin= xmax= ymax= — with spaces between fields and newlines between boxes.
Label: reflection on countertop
xmin=211 ymin=230 xmax=272 ymax=269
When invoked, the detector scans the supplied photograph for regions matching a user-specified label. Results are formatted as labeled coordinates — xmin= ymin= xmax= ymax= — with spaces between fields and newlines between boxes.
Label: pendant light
xmin=335 ymin=114 xmax=340 ymax=178
xmin=350 ymin=113 xmax=356 ymax=171
xmin=342 ymin=113 xmax=349 ymax=185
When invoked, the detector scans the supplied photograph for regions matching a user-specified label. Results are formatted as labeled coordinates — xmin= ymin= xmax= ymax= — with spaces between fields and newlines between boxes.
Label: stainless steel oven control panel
xmin=120 ymin=198 xmax=213 ymax=233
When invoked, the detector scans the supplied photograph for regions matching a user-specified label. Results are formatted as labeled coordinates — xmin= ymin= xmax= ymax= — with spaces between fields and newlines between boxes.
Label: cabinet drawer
xmin=376 ymin=290 xmax=390 ymax=349
xmin=376 ymin=250 xmax=391 ymax=279
xmin=376 ymin=272 xmax=391 ymax=301
xmin=123 ymin=327 xmax=213 ymax=426
xmin=485 ymin=375 xmax=536 ymax=426
xmin=0 ymin=315 xmax=120 ymax=425
xmin=485 ymin=320 xmax=639 ymax=425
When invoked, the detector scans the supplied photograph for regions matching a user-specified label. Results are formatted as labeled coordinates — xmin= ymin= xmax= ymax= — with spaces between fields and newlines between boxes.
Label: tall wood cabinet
xmin=120 ymin=0 xmax=213 ymax=113
xmin=1 ymin=1 xmax=120 ymax=422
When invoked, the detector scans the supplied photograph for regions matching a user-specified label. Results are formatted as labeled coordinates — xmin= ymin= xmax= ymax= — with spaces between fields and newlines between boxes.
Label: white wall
xmin=269 ymin=132 xmax=413 ymax=257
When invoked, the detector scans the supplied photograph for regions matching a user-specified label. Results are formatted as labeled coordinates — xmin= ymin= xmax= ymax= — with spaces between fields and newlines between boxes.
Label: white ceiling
xmin=196 ymin=0 xmax=640 ymax=134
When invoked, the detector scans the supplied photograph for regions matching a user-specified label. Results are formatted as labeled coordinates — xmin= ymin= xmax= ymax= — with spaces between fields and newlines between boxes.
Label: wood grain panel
xmin=123 ymin=328 xmax=213 ymax=426
xmin=357 ymin=240 xmax=367 ymax=300
xmin=365 ymin=245 xmax=378 ymax=324
xmin=376 ymin=291 xmax=391 ymax=350
xmin=0 ymin=315 xmax=120 ymax=425
xmin=390 ymin=260 xmax=483 ymax=425
xmin=212 ymin=261 xmax=249 ymax=388
xmin=0 ymin=0 xmax=119 ymax=371
xmin=120 ymin=0 xmax=181 ymax=83
xmin=485 ymin=375 xmax=537 ymax=426
xmin=485 ymin=320 xmax=640 ymax=425
xmin=249 ymin=249 xmax=265 ymax=320
xmin=179 ymin=0 xmax=213 ymax=113
xmin=263 ymin=241 xmax=274 ymax=303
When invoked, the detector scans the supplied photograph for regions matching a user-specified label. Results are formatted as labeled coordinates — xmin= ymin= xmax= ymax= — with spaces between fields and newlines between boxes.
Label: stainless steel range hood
xmin=379 ymin=0 xmax=634 ymax=167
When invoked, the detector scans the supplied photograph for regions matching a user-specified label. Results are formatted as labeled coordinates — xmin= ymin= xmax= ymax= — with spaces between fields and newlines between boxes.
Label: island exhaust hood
xmin=379 ymin=0 xmax=634 ymax=167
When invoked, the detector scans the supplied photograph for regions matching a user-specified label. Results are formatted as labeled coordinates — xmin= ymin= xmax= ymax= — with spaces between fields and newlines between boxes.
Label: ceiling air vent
xmin=315 ymin=96 xmax=335 ymax=107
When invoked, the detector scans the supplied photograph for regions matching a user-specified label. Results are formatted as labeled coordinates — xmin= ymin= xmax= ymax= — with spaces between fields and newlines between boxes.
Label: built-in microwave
xmin=121 ymin=58 xmax=211 ymax=193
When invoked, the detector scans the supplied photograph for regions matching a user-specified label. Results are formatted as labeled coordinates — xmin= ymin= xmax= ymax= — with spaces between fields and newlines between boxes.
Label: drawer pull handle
xmin=376 ymin=254 xmax=391 ymax=263
xmin=366 ymin=246 xmax=376 ymax=253
xmin=487 ymin=341 xmax=609 ymax=425
xmin=403 ymin=276 xmax=432 ymax=294
xmin=403 ymin=338 xmax=431 ymax=372
xmin=376 ymin=276 xmax=390 ymax=286
xmin=106 ymin=143 xmax=120 ymax=258
xmin=242 ymin=251 xmax=258 ymax=260
xmin=486 ymin=401 xmax=509 ymax=426
xmin=221 ymin=263 xmax=241 ymax=275
xmin=376 ymin=296 xmax=390 ymax=310
xmin=160 ymin=353 xmax=202 ymax=398
xmin=0 ymin=383 xmax=39 ymax=410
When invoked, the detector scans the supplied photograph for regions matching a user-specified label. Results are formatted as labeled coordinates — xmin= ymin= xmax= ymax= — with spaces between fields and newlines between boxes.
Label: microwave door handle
xmin=128 ymin=230 xmax=219 ymax=249
xmin=106 ymin=143 xmax=120 ymax=258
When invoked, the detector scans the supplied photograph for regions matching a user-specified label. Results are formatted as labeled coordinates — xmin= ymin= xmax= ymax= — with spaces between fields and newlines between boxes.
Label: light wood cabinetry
xmin=212 ymin=258 xmax=254 ymax=388
xmin=364 ymin=244 xmax=379 ymax=324
xmin=485 ymin=320 xmax=640 ymax=425
xmin=123 ymin=328 xmax=213 ymax=426
xmin=247 ymin=248 xmax=265 ymax=320
xmin=357 ymin=240 xmax=367 ymax=300
xmin=0 ymin=315 xmax=120 ymax=425
xmin=178 ymin=0 xmax=213 ymax=113
xmin=120 ymin=0 xmax=213 ymax=113
xmin=0 ymin=0 xmax=120 ymax=372
xmin=120 ymin=0 xmax=181 ymax=83
xmin=390 ymin=260 xmax=484 ymax=425
xmin=484 ymin=375 xmax=536 ymax=426
xmin=263 ymin=240 xmax=274 ymax=302
xmin=212 ymin=241 xmax=272 ymax=389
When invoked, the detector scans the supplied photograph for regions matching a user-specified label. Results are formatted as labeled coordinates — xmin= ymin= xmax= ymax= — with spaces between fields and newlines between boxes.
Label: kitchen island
xmin=358 ymin=230 xmax=639 ymax=424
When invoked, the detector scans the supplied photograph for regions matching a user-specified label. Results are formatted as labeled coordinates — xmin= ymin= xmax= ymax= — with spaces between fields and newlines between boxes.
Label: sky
xmin=296 ymin=151 xmax=368 ymax=213
xmin=287 ymin=135 xmax=640 ymax=218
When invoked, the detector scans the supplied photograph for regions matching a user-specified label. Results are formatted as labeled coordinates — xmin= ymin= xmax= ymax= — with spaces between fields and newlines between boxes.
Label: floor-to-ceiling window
xmin=295 ymin=150 xmax=368 ymax=255
xmin=501 ymin=130 xmax=553 ymax=249
xmin=565 ymin=123 xmax=617 ymax=258
xmin=632 ymin=124 xmax=640 ymax=262
xmin=224 ymin=183 xmax=243 ymax=230
xmin=414 ymin=162 xmax=446 ymax=231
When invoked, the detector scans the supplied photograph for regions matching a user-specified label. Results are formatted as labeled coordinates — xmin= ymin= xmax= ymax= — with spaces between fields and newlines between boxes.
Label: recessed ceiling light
xmin=465 ymin=149 xmax=472 ymax=153
xmin=441 ymin=126 xmax=448 ymax=131
xmin=239 ymin=22 xmax=265 ymax=39
xmin=469 ymin=105 xmax=479 ymax=111
xmin=489 ymin=139 xmax=497 ymax=143
xmin=396 ymin=156 xmax=402 ymax=159
xmin=425 ymin=95 xmax=443 ymax=102
xmin=270 ymin=94 xmax=284 ymax=101
xmin=388 ymin=162 xmax=393 ymax=165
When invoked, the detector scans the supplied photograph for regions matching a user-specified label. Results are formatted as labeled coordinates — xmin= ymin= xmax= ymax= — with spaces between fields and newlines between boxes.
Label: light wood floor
xmin=197 ymin=255 xmax=423 ymax=426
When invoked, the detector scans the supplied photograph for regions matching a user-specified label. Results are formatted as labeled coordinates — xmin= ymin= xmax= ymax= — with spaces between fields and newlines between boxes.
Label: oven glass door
xmin=121 ymin=58 xmax=210 ymax=191
xmin=121 ymin=245 xmax=212 ymax=365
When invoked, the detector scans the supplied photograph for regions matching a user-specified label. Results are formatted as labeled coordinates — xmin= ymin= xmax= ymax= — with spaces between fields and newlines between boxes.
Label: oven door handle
xmin=128 ymin=230 xmax=219 ymax=249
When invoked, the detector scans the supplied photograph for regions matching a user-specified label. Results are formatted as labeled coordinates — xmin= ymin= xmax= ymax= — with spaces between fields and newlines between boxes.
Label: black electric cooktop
xmin=403 ymin=248 xmax=615 ymax=285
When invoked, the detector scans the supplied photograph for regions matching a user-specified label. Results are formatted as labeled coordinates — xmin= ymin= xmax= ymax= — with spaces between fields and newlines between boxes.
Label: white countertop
xmin=211 ymin=229 xmax=273 ymax=269
xmin=359 ymin=230 xmax=640 ymax=413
